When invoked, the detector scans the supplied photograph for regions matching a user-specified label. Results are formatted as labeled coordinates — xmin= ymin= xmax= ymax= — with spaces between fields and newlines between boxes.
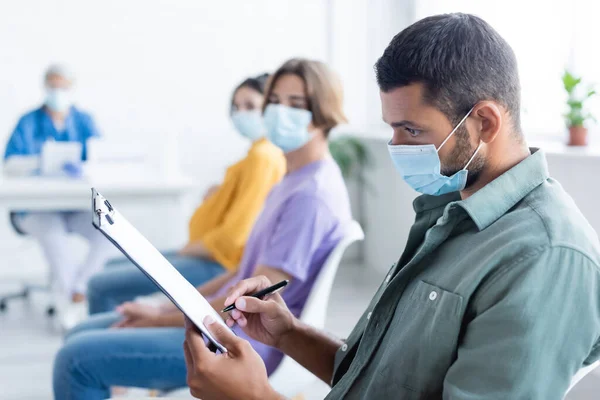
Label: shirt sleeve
xmin=258 ymin=194 xmax=335 ymax=282
xmin=84 ymin=113 xmax=101 ymax=139
xmin=443 ymin=246 xmax=600 ymax=399
xmin=202 ymin=153 xmax=284 ymax=270
xmin=80 ymin=113 xmax=101 ymax=161
xmin=4 ymin=118 xmax=28 ymax=159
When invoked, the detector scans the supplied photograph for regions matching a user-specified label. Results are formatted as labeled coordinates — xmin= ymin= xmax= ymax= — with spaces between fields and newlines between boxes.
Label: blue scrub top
xmin=4 ymin=106 xmax=100 ymax=161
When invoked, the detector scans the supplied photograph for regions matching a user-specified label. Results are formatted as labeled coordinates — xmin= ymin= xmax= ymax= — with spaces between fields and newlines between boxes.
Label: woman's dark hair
xmin=230 ymin=73 xmax=269 ymax=112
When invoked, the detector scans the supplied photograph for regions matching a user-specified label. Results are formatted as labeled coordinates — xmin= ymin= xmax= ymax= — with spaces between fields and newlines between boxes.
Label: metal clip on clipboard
xmin=93 ymin=195 xmax=115 ymax=226
xmin=91 ymin=188 xmax=228 ymax=353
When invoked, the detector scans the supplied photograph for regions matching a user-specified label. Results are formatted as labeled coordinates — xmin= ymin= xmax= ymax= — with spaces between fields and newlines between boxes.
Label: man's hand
xmin=183 ymin=316 xmax=281 ymax=400
xmin=223 ymin=276 xmax=296 ymax=349
xmin=112 ymin=302 xmax=162 ymax=328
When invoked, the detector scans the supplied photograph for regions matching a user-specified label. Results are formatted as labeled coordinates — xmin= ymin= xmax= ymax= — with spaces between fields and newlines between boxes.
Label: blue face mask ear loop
xmin=435 ymin=106 xmax=482 ymax=172
xmin=462 ymin=141 xmax=483 ymax=171
xmin=436 ymin=107 xmax=475 ymax=154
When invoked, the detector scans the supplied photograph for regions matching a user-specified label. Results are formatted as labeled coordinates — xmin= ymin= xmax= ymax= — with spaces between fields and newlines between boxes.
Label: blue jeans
xmin=53 ymin=312 xmax=187 ymax=400
xmin=87 ymin=251 xmax=225 ymax=314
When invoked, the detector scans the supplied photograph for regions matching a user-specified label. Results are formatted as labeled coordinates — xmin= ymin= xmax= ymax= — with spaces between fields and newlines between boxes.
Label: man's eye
xmin=405 ymin=127 xmax=421 ymax=137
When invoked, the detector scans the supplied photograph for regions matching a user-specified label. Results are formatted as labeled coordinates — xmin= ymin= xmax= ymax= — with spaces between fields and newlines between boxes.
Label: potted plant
xmin=562 ymin=70 xmax=596 ymax=146
xmin=329 ymin=135 xmax=371 ymax=261
xmin=329 ymin=135 xmax=371 ymax=183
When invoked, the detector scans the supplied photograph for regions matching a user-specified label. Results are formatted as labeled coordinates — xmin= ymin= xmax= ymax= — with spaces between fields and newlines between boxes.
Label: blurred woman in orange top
xmin=87 ymin=74 xmax=286 ymax=315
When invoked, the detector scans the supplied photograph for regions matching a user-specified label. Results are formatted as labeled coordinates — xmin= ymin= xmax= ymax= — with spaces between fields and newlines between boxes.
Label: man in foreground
xmin=183 ymin=13 xmax=600 ymax=400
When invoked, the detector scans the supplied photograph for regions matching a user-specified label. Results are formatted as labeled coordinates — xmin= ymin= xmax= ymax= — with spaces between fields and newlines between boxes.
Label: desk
xmin=0 ymin=176 xmax=195 ymax=210
xmin=0 ymin=175 xmax=197 ymax=249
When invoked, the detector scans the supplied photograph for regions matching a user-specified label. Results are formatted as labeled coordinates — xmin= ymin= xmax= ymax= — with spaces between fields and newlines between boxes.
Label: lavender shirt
xmin=211 ymin=158 xmax=351 ymax=373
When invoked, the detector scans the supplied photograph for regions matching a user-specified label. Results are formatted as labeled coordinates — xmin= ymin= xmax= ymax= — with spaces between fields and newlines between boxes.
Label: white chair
xmin=268 ymin=220 xmax=365 ymax=396
xmin=565 ymin=360 xmax=600 ymax=397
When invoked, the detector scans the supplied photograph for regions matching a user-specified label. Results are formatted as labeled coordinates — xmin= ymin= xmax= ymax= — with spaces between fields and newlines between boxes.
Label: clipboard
xmin=91 ymin=187 xmax=229 ymax=353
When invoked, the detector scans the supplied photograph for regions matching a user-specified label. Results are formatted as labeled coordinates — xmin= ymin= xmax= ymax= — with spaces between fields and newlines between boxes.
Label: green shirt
xmin=329 ymin=149 xmax=600 ymax=399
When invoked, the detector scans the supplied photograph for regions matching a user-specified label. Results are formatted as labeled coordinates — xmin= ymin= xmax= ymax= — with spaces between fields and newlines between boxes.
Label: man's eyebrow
xmin=385 ymin=119 xmax=421 ymax=128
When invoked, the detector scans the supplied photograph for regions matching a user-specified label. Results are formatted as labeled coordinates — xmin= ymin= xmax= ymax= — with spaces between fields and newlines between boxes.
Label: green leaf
xmin=329 ymin=135 xmax=372 ymax=181
xmin=563 ymin=69 xmax=595 ymax=126
xmin=563 ymin=70 xmax=581 ymax=93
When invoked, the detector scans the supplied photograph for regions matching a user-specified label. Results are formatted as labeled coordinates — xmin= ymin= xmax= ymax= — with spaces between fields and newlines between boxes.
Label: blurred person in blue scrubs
xmin=4 ymin=64 xmax=99 ymax=170
xmin=4 ymin=64 xmax=113 ymax=326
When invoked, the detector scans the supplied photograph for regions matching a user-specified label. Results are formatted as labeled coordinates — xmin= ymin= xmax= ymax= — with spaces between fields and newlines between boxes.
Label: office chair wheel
xmin=46 ymin=306 xmax=56 ymax=317
xmin=0 ymin=301 xmax=7 ymax=312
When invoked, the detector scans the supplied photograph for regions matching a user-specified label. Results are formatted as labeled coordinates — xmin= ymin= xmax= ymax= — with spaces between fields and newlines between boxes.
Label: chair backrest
xmin=565 ymin=360 xmax=600 ymax=396
xmin=298 ymin=220 xmax=365 ymax=329
xmin=268 ymin=220 xmax=364 ymax=396
xmin=9 ymin=212 xmax=26 ymax=235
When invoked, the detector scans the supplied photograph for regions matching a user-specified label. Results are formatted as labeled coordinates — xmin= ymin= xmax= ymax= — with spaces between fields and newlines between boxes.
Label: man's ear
xmin=471 ymin=102 xmax=503 ymax=144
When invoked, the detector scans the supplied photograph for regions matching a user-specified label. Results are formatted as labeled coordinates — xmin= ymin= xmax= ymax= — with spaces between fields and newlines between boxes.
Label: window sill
xmin=335 ymin=124 xmax=600 ymax=158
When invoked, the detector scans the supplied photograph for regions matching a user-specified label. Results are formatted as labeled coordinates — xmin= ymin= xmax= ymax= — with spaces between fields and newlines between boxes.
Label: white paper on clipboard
xmin=90 ymin=188 xmax=230 ymax=353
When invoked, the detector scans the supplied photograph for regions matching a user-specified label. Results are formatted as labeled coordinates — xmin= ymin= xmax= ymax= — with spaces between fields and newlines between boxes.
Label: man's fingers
xmin=231 ymin=309 xmax=243 ymax=320
xmin=183 ymin=340 xmax=195 ymax=372
xmin=204 ymin=316 xmax=244 ymax=354
xmin=236 ymin=296 xmax=281 ymax=317
xmin=223 ymin=276 xmax=273 ymax=307
xmin=184 ymin=319 xmax=213 ymax=364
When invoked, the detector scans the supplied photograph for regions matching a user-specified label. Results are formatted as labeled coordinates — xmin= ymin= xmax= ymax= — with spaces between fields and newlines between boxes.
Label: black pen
xmin=222 ymin=280 xmax=289 ymax=312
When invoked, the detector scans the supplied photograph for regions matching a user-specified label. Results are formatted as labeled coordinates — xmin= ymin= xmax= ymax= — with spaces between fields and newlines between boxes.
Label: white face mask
xmin=45 ymin=88 xmax=72 ymax=112
xmin=231 ymin=110 xmax=265 ymax=141
xmin=263 ymin=104 xmax=313 ymax=153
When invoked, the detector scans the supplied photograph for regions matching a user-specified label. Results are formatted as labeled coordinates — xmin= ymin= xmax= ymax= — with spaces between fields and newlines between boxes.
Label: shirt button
xmin=429 ymin=291 xmax=438 ymax=301
xmin=367 ymin=312 xmax=372 ymax=320
xmin=385 ymin=274 xmax=391 ymax=283
xmin=341 ymin=343 xmax=348 ymax=352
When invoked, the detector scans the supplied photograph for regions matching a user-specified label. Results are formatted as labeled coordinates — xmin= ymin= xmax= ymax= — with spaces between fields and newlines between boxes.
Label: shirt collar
xmin=456 ymin=148 xmax=549 ymax=230
xmin=411 ymin=148 xmax=550 ymax=231
xmin=413 ymin=192 xmax=461 ymax=213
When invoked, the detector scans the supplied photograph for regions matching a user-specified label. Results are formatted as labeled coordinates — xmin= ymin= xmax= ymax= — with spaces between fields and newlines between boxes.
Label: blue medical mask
xmin=264 ymin=104 xmax=312 ymax=153
xmin=231 ymin=110 xmax=265 ymax=141
xmin=45 ymin=88 xmax=72 ymax=112
xmin=387 ymin=109 xmax=482 ymax=196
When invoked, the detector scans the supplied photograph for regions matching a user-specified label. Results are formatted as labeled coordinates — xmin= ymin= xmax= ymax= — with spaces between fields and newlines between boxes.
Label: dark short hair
xmin=375 ymin=13 xmax=521 ymax=132
xmin=230 ymin=73 xmax=270 ymax=111
xmin=263 ymin=58 xmax=347 ymax=137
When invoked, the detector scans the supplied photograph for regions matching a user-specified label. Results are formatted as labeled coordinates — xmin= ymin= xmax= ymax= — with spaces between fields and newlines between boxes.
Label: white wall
xmin=416 ymin=0 xmax=600 ymax=139
xmin=328 ymin=0 xmax=415 ymax=130
xmin=0 ymin=0 xmax=328 ymax=190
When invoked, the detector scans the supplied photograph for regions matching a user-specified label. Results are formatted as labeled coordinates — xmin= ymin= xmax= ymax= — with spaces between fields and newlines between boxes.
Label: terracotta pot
xmin=568 ymin=126 xmax=588 ymax=146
